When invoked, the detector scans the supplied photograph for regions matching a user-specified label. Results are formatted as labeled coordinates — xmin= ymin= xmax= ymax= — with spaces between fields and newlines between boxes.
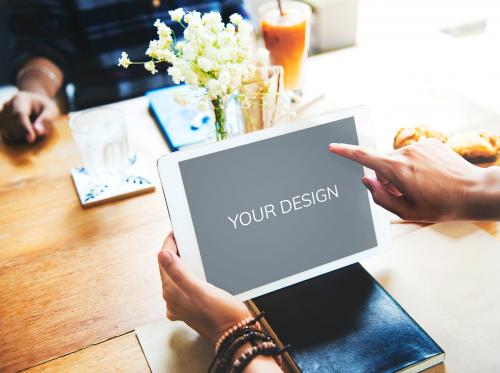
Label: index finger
xmin=328 ymin=143 xmax=394 ymax=176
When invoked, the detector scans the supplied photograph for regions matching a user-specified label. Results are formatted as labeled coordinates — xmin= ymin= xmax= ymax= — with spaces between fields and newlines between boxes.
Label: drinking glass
xmin=69 ymin=107 xmax=129 ymax=186
xmin=240 ymin=65 xmax=288 ymax=132
xmin=259 ymin=1 xmax=311 ymax=96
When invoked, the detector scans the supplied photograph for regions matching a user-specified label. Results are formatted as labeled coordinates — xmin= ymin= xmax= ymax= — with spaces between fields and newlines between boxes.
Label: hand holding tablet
xmin=158 ymin=107 xmax=392 ymax=300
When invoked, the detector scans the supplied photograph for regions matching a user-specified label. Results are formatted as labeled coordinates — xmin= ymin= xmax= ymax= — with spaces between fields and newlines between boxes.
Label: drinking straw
xmin=277 ymin=0 xmax=285 ymax=16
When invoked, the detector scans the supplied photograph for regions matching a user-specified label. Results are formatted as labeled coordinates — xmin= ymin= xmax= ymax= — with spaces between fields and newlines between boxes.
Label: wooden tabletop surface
xmin=0 ymin=97 xmax=171 ymax=372
xmin=2 ymin=17 xmax=500 ymax=372
xmin=0 ymin=95 xmax=435 ymax=373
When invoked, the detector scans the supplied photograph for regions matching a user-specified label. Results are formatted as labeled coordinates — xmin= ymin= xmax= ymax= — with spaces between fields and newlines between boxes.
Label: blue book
xmin=146 ymin=85 xmax=213 ymax=151
xmin=250 ymin=263 xmax=445 ymax=372
xmin=147 ymin=85 xmax=242 ymax=151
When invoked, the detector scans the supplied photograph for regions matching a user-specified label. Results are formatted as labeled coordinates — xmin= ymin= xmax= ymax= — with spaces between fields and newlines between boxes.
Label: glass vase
xmin=212 ymin=97 xmax=229 ymax=141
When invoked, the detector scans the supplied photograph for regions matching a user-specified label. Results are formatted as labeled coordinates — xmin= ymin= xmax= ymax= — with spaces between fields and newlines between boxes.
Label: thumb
xmin=158 ymin=249 xmax=173 ymax=270
xmin=158 ymin=249 xmax=197 ymax=290
xmin=362 ymin=176 xmax=413 ymax=220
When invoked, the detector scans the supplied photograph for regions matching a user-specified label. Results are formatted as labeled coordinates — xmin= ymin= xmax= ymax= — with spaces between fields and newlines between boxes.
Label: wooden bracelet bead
xmin=215 ymin=317 xmax=254 ymax=353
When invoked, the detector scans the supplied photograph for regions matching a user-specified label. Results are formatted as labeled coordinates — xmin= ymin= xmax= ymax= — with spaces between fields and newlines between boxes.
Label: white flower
xmin=197 ymin=56 xmax=212 ymax=72
xmin=181 ymin=44 xmax=196 ymax=61
xmin=120 ymin=9 xmax=257 ymax=105
xmin=183 ymin=68 xmax=199 ymax=86
xmin=184 ymin=11 xmax=201 ymax=25
xmin=202 ymin=12 xmax=223 ymax=31
xmin=197 ymin=98 xmax=209 ymax=111
xmin=219 ymin=28 xmax=237 ymax=48
xmin=207 ymin=78 xmax=224 ymax=98
xmin=154 ymin=19 xmax=172 ymax=39
xmin=174 ymin=92 xmax=190 ymax=106
xmin=229 ymin=13 xmax=243 ymax=25
xmin=146 ymin=37 xmax=172 ymax=59
xmin=168 ymin=8 xmax=185 ymax=23
xmin=145 ymin=40 xmax=159 ymax=58
xmin=144 ymin=60 xmax=158 ymax=74
xmin=118 ymin=52 xmax=131 ymax=68
xmin=156 ymin=49 xmax=176 ymax=63
xmin=225 ymin=23 xmax=235 ymax=34
xmin=219 ymin=71 xmax=231 ymax=86
xmin=167 ymin=65 xmax=184 ymax=84
xmin=237 ymin=20 xmax=253 ymax=38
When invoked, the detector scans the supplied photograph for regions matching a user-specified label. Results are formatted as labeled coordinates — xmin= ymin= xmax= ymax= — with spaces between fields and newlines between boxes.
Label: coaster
xmin=71 ymin=153 xmax=155 ymax=207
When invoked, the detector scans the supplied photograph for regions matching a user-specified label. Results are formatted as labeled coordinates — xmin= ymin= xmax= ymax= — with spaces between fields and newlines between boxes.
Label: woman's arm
xmin=16 ymin=57 xmax=64 ymax=98
xmin=1 ymin=0 xmax=76 ymax=143
xmin=468 ymin=166 xmax=500 ymax=221
xmin=158 ymin=234 xmax=282 ymax=372
xmin=9 ymin=0 xmax=77 ymax=88
xmin=328 ymin=139 xmax=500 ymax=222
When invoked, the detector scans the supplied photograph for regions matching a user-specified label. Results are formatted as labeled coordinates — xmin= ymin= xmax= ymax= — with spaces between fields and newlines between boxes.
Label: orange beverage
xmin=260 ymin=1 xmax=311 ymax=91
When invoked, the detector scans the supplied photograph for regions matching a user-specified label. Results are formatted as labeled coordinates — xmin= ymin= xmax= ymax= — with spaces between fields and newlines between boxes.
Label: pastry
xmin=446 ymin=131 xmax=498 ymax=164
xmin=393 ymin=126 xmax=448 ymax=149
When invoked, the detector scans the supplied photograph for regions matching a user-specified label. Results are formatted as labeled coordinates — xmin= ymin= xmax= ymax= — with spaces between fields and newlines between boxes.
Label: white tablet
xmin=157 ymin=106 xmax=391 ymax=300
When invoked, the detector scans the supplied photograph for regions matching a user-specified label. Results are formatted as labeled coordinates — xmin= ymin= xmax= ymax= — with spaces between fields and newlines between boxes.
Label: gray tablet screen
xmin=179 ymin=117 xmax=377 ymax=295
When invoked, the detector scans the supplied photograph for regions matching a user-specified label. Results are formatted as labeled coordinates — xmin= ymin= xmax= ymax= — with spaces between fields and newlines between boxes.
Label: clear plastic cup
xmin=259 ymin=1 xmax=311 ymax=95
xmin=69 ymin=107 xmax=129 ymax=186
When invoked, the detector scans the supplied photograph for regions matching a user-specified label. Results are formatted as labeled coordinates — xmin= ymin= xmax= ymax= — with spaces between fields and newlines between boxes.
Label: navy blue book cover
xmin=251 ymin=263 xmax=444 ymax=373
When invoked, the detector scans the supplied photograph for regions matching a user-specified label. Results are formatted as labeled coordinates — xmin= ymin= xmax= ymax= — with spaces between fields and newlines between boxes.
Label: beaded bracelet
xmin=209 ymin=313 xmax=266 ymax=373
xmin=212 ymin=331 xmax=273 ymax=373
xmin=231 ymin=341 xmax=285 ymax=373
xmin=215 ymin=313 xmax=265 ymax=353
xmin=210 ymin=327 xmax=262 ymax=373
xmin=214 ymin=317 xmax=253 ymax=353
xmin=218 ymin=330 xmax=274 ymax=368
xmin=216 ymin=326 xmax=260 ymax=360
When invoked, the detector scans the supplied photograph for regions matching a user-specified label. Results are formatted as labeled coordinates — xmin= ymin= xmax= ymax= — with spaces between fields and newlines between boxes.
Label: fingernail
xmin=161 ymin=250 xmax=172 ymax=266
xmin=362 ymin=178 xmax=373 ymax=191
xmin=329 ymin=143 xmax=348 ymax=149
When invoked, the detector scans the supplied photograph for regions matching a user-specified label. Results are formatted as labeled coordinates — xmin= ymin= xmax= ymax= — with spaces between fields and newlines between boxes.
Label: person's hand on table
xmin=329 ymin=139 xmax=500 ymax=222
xmin=0 ymin=91 xmax=59 ymax=144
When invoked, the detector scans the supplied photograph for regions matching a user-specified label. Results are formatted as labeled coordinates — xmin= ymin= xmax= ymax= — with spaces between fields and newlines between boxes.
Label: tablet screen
xmin=179 ymin=117 xmax=377 ymax=295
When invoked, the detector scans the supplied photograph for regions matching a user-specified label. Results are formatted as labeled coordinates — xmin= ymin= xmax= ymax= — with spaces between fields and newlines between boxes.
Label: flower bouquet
xmin=119 ymin=8 xmax=266 ymax=141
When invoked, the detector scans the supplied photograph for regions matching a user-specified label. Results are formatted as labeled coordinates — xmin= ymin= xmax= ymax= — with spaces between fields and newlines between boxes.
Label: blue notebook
xmin=251 ymin=263 xmax=445 ymax=372
xmin=146 ymin=85 xmax=213 ymax=151
xmin=147 ymin=85 xmax=241 ymax=151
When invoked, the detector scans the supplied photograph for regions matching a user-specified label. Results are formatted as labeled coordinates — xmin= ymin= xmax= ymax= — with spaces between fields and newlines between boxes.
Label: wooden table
xmin=0 ymin=75 xmax=423 ymax=373
xmin=2 ymin=6 xmax=500 ymax=371
xmin=0 ymin=97 xmax=169 ymax=372
xmin=0 ymin=93 xmax=432 ymax=372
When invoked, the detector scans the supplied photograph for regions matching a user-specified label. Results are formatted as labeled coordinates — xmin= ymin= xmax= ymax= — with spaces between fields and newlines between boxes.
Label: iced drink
xmin=260 ymin=1 xmax=311 ymax=92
